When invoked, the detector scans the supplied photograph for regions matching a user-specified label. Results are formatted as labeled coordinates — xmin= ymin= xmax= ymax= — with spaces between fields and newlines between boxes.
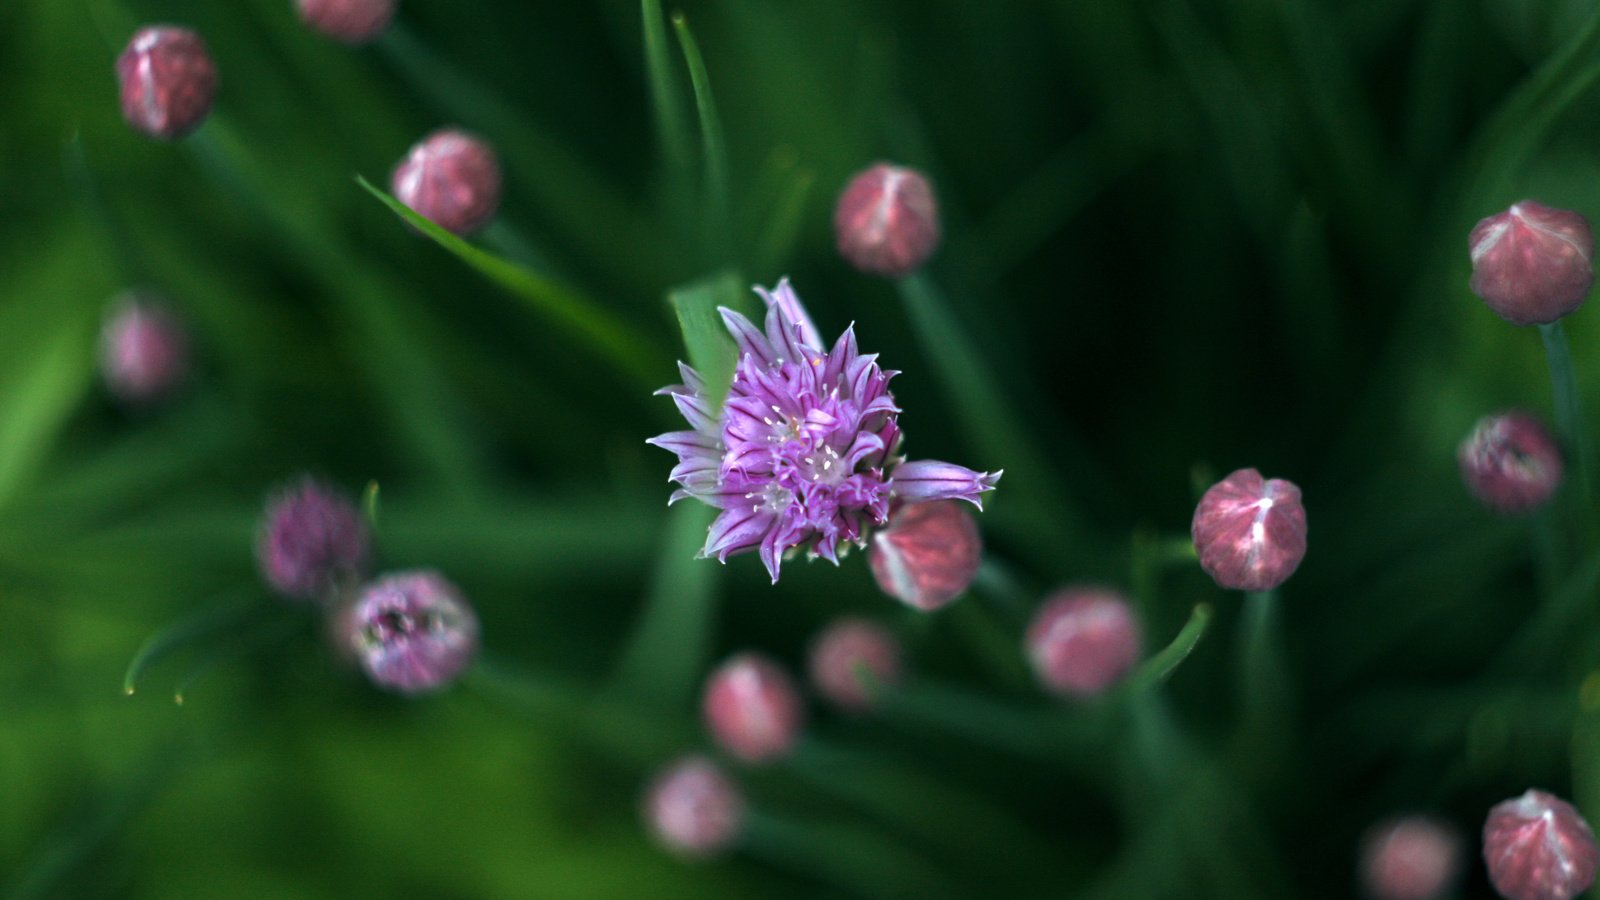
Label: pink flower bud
xmin=1025 ymin=588 xmax=1142 ymax=698
xmin=100 ymin=294 xmax=189 ymax=404
xmin=868 ymin=501 xmax=982 ymax=612
xmin=807 ymin=618 xmax=903 ymax=713
xmin=343 ymin=571 xmax=478 ymax=695
xmin=1458 ymin=412 xmax=1564 ymax=515
xmin=295 ymin=0 xmax=396 ymax=44
xmin=256 ymin=477 xmax=372 ymax=601
xmin=1360 ymin=816 xmax=1463 ymax=900
xmin=1191 ymin=468 xmax=1307 ymax=592
xmin=643 ymin=755 xmax=745 ymax=859
xmin=701 ymin=653 xmax=804 ymax=763
xmin=391 ymin=128 xmax=502 ymax=236
xmin=834 ymin=163 xmax=941 ymax=278
xmin=115 ymin=26 xmax=218 ymax=140
xmin=1469 ymin=201 xmax=1594 ymax=326
xmin=1483 ymin=789 xmax=1599 ymax=900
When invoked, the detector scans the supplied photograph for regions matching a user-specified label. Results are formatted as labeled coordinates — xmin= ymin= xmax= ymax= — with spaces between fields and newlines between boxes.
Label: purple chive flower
xmin=643 ymin=755 xmax=745 ymax=860
xmin=868 ymin=500 xmax=983 ymax=612
xmin=834 ymin=163 xmax=941 ymax=278
xmin=100 ymin=294 xmax=189 ymax=404
xmin=648 ymin=279 xmax=1000 ymax=583
xmin=257 ymin=477 xmax=372 ymax=601
xmin=701 ymin=652 xmax=805 ymax=763
xmin=116 ymin=26 xmax=218 ymax=140
xmin=1025 ymin=587 xmax=1142 ymax=698
xmin=296 ymin=0 xmax=396 ymax=44
xmin=1459 ymin=412 xmax=1564 ymax=515
xmin=1360 ymin=816 xmax=1463 ymax=900
xmin=342 ymin=570 xmax=479 ymax=695
xmin=391 ymin=128 xmax=502 ymax=236
xmin=1469 ymin=201 xmax=1594 ymax=326
xmin=1191 ymin=468 xmax=1307 ymax=592
xmin=807 ymin=617 xmax=903 ymax=713
xmin=1483 ymin=789 xmax=1599 ymax=900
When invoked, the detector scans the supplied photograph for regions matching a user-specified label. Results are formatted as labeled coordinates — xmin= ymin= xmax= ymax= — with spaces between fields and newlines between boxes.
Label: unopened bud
xmin=1026 ymin=588 xmax=1142 ymax=698
xmin=1360 ymin=816 xmax=1462 ymax=900
xmin=643 ymin=755 xmax=744 ymax=860
xmin=1458 ymin=412 xmax=1563 ymax=515
xmin=116 ymin=26 xmax=218 ymax=140
xmin=1191 ymin=468 xmax=1307 ymax=592
xmin=834 ymin=163 xmax=941 ymax=278
xmin=701 ymin=653 xmax=804 ymax=763
xmin=295 ymin=0 xmax=396 ymax=44
xmin=868 ymin=500 xmax=982 ymax=612
xmin=101 ymin=294 xmax=189 ymax=404
xmin=1483 ymin=789 xmax=1599 ymax=900
xmin=807 ymin=618 xmax=903 ymax=713
xmin=343 ymin=571 xmax=478 ymax=694
xmin=1469 ymin=201 xmax=1594 ymax=326
xmin=391 ymin=128 xmax=502 ymax=236
xmin=256 ymin=477 xmax=371 ymax=601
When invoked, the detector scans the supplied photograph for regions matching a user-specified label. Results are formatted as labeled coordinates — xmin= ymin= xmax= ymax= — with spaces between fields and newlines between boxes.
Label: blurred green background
xmin=8 ymin=0 xmax=1600 ymax=896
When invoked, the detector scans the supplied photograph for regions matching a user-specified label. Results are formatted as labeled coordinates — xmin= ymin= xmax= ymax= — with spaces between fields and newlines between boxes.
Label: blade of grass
xmin=607 ymin=501 xmax=718 ymax=705
xmin=641 ymin=0 xmax=692 ymax=185
xmin=0 ymin=313 xmax=99 ymax=510
xmin=741 ymin=810 xmax=965 ymax=900
xmin=666 ymin=270 xmax=743 ymax=410
xmin=749 ymin=165 xmax=816 ymax=277
xmin=671 ymin=12 xmax=732 ymax=263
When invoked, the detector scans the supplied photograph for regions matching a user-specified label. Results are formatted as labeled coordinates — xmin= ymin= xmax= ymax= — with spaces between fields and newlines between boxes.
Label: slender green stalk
xmin=607 ymin=502 xmax=717 ymax=706
xmin=640 ymin=0 xmax=692 ymax=184
xmin=1236 ymin=590 xmax=1291 ymax=758
xmin=122 ymin=592 xmax=264 ymax=696
xmin=1121 ymin=604 xmax=1214 ymax=694
xmin=1541 ymin=320 xmax=1594 ymax=509
xmin=671 ymin=13 xmax=732 ymax=263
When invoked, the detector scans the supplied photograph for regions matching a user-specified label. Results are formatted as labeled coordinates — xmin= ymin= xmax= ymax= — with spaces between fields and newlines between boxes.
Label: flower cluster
xmin=650 ymin=279 xmax=1000 ymax=582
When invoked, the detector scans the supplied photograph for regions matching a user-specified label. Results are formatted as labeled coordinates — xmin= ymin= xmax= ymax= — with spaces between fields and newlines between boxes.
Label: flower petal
xmin=719 ymin=307 xmax=776 ymax=367
xmin=891 ymin=460 xmax=1003 ymax=509
xmin=646 ymin=430 xmax=720 ymax=457
xmin=703 ymin=507 xmax=777 ymax=561
xmin=756 ymin=277 xmax=823 ymax=351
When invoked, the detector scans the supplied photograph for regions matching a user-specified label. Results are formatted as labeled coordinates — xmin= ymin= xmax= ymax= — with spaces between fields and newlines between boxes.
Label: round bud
xmin=807 ymin=618 xmax=903 ymax=713
xmin=256 ymin=477 xmax=372 ymax=601
xmin=834 ymin=162 xmax=941 ymax=278
xmin=1483 ymin=789 xmax=1599 ymax=900
xmin=868 ymin=501 xmax=982 ymax=612
xmin=100 ymin=294 xmax=189 ymax=404
xmin=1192 ymin=468 xmax=1308 ymax=592
xmin=1458 ymin=412 xmax=1564 ymax=515
xmin=391 ymin=128 xmax=502 ymax=236
xmin=295 ymin=0 xmax=396 ymax=44
xmin=643 ymin=755 xmax=745 ymax=860
xmin=1025 ymin=587 xmax=1142 ymax=698
xmin=1469 ymin=201 xmax=1594 ymax=326
xmin=701 ymin=653 xmax=804 ymax=763
xmin=115 ymin=26 xmax=218 ymax=140
xmin=344 ymin=571 xmax=478 ymax=695
xmin=1359 ymin=816 xmax=1463 ymax=900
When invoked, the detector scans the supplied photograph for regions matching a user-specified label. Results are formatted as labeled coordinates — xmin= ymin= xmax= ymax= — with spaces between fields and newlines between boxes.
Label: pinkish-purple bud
xmin=115 ymin=26 xmax=218 ymax=140
xmin=643 ymin=755 xmax=744 ymax=859
xmin=834 ymin=163 xmax=941 ymax=278
xmin=1469 ymin=201 xmax=1594 ymax=326
xmin=701 ymin=652 xmax=805 ymax=763
xmin=295 ymin=0 xmax=396 ymax=44
xmin=1025 ymin=587 xmax=1142 ymax=698
xmin=100 ymin=294 xmax=189 ymax=404
xmin=343 ymin=570 xmax=478 ymax=695
xmin=1483 ymin=789 xmax=1599 ymax=900
xmin=1360 ymin=816 xmax=1463 ymax=900
xmin=391 ymin=128 xmax=502 ymax=236
xmin=1191 ymin=468 xmax=1307 ymax=592
xmin=868 ymin=501 xmax=982 ymax=612
xmin=257 ymin=478 xmax=371 ymax=601
xmin=1458 ymin=412 xmax=1564 ymax=515
xmin=807 ymin=618 xmax=903 ymax=713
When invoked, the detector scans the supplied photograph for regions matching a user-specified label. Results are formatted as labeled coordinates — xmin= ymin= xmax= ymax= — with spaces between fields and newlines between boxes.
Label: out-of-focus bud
xmin=1469 ymin=201 xmax=1594 ymax=326
xmin=391 ymin=128 xmax=502 ymax=236
xmin=1025 ymin=587 xmax=1142 ymax=698
xmin=1483 ymin=789 xmax=1599 ymax=900
xmin=1359 ymin=816 xmax=1463 ymax=900
xmin=115 ymin=26 xmax=218 ymax=140
xmin=343 ymin=571 xmax=478 ymax=695
xmin=257 ymin=477 xmax=371 ymax=601
xmin=101 ymin=294 xmax=189 ymax=404
xmin=1458 ymin=412 xmax=1564 ymax=515
xmin=643 ymin=755 xmax=744 ymax=860
xmin=868 ymin=501 xmax=982 ymax=612
xmin=834 ymin=162 xmax=941 ymax=278
xmin=807 ymin=618 xmax=903 ymax=713
xmin=295 ymin=0 xmax=396 ymax=44
xmin=701 ymin=653 xmax=804 ymax=763
xmin=1191 ymin=468 xmax=1307 ymax=592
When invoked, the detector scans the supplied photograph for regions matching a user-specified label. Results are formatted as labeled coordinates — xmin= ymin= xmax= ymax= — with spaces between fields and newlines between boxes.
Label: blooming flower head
xmin=340 ymin=570 xmax=479 ymax=695
xmin=649 ymin=279 xmax=1000 ymax=583
xmin=257 ymin=477 xmax=371 ymax=602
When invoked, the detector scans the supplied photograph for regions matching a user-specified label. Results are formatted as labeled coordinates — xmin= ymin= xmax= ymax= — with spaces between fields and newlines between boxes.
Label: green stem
xmin=1541 ymin=320 xmax=1594 ymax=512
xmin=1236 ymin=590 xmax=1291 ymax=760
xmin=1121 ymin=604 xmax=1214 ymax=694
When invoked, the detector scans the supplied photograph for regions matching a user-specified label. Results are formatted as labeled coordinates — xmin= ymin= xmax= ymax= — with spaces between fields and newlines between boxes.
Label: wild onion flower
xmin=115 ymin=26 xmax=218 ymax=140
xmin=649 ymin=279 xmax=1000 ymax=583
xmin=257 ymin=477 xmax=371 ymax=602
xmin=867 ymin=500 xmax=982 ymax=611
xmin=1459 ymin=411 xmax=1564 ymax=515
xmin=296 ymin=0 xmax=396 ymax=44
xmin=1360 ymin=816 xmax=1462 ymax=900
xmin=1469 ymin=201 xmax=1594 ymax=326
xmin=100 ymin=293 xmax=189 ymax=404
xmin=1483 ymin=789 xmax=1599 ymax=900
xmin=834 ymin=163 xmax=941 ymax=278
xmin=643 ymin=755 xmax=745 ymax=859
xmin=701 ymin=652 xmax=805 ymax=763
xmin=1191 ymin=468 xmax=1307 ymax=592
xmin=340 ymin=570 xmax=479 ymax=695
xmin=391 ymin=128 xmax=502 ymax=236
xmin=1025 ymin=587 xmax=1142 ymax=698
xmin=807 ymin=617 xmax=903 ymax=713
